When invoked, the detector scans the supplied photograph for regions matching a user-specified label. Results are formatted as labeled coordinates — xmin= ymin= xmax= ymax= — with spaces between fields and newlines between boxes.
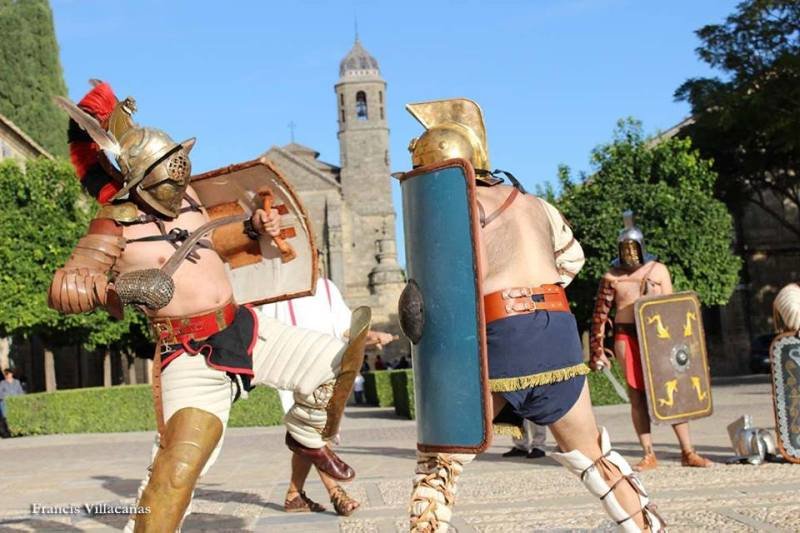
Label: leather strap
xmin=161 ymin=214 xmax=248 ymax=277
xmin=483 ymin=284 xmax=570 ymax=323
xmin=614 ymin=323 xmax=637 ymax=335
xmin=482 ymin=188 xmax=519 ymax=228
xmin=152 ymin=346 xmax=166 ymax=445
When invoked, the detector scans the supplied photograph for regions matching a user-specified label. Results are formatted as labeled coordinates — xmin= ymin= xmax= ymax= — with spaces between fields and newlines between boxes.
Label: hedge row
xmin=363 ymin=370 xmax=401 ymax=407
xmin=365 ymin=362 xmax=626 ymax=421
xmin=5 ymin=364 xmax=625 ymax=435
xmin=6 ymin=384 xmax=283 ymax=436
xmin=391 ymin=370 xmax=415 ymax=419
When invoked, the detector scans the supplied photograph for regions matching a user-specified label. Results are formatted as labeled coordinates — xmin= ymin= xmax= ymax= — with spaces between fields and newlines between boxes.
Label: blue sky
xmin=51 ymin=0 xmax=738 ymax=264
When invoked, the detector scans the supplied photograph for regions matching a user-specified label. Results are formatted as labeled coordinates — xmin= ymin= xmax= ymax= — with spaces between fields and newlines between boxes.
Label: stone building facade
xmin=264 ymin=39 xmax=407 ymax=358
xmin=0 ymin=112 xmax=52 ymax=163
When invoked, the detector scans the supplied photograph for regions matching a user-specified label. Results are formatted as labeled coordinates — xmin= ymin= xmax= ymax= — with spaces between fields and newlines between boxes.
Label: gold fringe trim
xmin=493 ymin=423 xmax=524 ymax=439
xmin=489 ymin=363 xmax=590 ymax=393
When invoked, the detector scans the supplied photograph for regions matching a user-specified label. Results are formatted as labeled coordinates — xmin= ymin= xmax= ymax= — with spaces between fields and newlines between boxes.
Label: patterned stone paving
xmin=0 ymin=378 xmax=797 ymax=531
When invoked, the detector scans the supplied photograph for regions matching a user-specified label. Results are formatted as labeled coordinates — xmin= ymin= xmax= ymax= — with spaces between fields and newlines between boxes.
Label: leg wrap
xmin=132 ymin=408 xmax=223 ymax=532
xmin=284 ymin=381 xmax=334 ymax=449
xmin=409 ymin=452 xmax=475 ymax=533
xmin=252 ymin=317 xmax=345 ymax=395
xmin=551 ymin=427 xmax=665 ymax=532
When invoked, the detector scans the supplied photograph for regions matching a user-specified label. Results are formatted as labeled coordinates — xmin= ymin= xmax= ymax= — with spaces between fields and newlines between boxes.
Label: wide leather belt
xmin=150 ymin=300 xmax=238 ymax=345
xmin=614 ymin=323 xmax=637 ymax=335
xmin=483 ymin=285 xmax=570 ymax=324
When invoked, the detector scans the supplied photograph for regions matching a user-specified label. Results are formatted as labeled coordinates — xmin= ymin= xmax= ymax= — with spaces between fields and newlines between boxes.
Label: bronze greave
xmin=133 ymin=407 xmax=223 ymax=532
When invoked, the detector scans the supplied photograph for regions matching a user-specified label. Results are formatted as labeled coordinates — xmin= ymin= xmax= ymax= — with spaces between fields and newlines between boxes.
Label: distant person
xmin=361 ymin=360 xmax=371 ymax=373
xmin=502 ymin=420 xmax=546 ymax=459
xmin=374 ymin=355 xmax=386 ymax=370
xmin=258 ymin=276 xmax=395 ymax=515
xmin=0 ymin=369 xmax=24 ymax=438
xmin=394 ymin=355 xmax=410 ymax=370
xmin=353 ymin=374 xmax=365 ymax=405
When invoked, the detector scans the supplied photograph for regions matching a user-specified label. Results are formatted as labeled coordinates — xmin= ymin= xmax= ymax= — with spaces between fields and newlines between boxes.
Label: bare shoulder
xmin=602 ymin=270 xmax=619 ymax=283
xmin=185 ymin=185 xmax=201 ymax=202
xmin=651 ymin=261 xmax=671 ymax=280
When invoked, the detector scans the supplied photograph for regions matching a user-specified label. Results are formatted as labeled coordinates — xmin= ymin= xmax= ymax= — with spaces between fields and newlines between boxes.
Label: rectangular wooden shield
xmin=397 ymin=158 xmax=491 ymax=454
xmin=191 ymin=157 xmax=317 ymax=306
xmin=769 ymin=332 xmax=800 ymax=463
xmin=634 ymin=291 xmax=713 ymax=424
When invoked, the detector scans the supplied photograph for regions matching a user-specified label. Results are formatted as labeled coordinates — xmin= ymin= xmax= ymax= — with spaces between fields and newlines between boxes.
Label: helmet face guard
xmin=618 ymin=239 xmax=643 ymax=268
xmin=113 ymin=128 xmax=196 ymax=218
xmin=612 ymin=211 xmax=655 ymax=269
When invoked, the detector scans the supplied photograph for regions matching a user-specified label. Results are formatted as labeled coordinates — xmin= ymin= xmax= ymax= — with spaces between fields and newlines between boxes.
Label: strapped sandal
xmin=284 ymin=490 xmax=326 ymax=513
xmin=330 ymin=485 xmax=360 ymax=516
xmin=633 ymin=453 xmax=658 ymax=472
xmin=681 ymin=449 xmax=714 ymax=468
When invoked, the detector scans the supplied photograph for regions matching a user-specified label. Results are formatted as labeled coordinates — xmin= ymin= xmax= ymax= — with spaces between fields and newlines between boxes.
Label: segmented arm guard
xmin=590 ymin=278 xmax=616 ymax=363
xmin=48 ymin=231 xmax=125 ymax=314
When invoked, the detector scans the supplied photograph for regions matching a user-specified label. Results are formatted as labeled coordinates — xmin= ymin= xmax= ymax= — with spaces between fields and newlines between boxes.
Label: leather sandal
xmin=284 ymin=490 xmax=326 ymax=513
xmin=681 ymin=450 xmax=714 ymax=467
xmin=330 ymin=485 xmax=360 ymax=517
xmin=632 ymin=453 xmax=658 ymax=472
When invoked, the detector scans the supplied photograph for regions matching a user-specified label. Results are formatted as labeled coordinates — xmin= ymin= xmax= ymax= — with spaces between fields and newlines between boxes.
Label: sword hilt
xmin=257 ymin=187 xmax=296 ymax=263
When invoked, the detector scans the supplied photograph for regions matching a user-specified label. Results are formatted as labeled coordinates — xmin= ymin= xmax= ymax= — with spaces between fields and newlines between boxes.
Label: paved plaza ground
xmin=0 ymin=376 xmax=797 ymax=532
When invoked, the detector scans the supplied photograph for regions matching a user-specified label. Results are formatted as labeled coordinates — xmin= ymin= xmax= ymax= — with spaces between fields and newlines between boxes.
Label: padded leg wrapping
xmin=284 ymin=381 xmax=334 ymax=449
xmin=252 ymin=317 xmax=345 ymax=395
xmin=551 ymin=427 xmax=665 ymax=532
xmin=409 ymin=452 xmax=475 ymax=533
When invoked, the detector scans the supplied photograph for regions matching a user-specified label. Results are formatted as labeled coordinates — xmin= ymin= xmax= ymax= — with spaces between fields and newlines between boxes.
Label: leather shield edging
xmin=400 ymin=158 xmax=492 ymax=454
xmin=190 ymin=157 xmax=319 ymax=305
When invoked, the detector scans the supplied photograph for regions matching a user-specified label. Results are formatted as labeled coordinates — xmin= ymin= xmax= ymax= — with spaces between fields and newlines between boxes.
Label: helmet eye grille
xmin=168 ymin=152 xmax=190 ymax=180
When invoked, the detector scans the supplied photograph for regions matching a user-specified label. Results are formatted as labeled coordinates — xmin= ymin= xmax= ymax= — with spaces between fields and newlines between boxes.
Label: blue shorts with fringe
xmin=487 ymin=311 xmax=588 ymax=426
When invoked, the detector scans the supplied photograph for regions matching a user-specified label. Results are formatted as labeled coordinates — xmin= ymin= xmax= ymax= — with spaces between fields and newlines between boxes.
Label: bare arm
xmin=659 ymin=263 xmax=673 ymax=295
xmin=539 ymin=199 xmax=584 ymax=286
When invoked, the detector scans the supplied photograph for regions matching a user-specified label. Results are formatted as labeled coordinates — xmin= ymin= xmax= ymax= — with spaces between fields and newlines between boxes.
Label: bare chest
xmin=117 ymin=210 xmax=213 ymax=272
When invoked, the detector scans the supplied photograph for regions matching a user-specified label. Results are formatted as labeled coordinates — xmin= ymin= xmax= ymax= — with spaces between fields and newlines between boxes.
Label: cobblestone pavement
xmin=0 ymin=377 xmax=797 ymax=532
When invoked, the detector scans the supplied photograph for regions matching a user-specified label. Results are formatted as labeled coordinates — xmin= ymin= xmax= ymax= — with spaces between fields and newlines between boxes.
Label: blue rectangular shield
xmin=397 ymin=159 xmax=491 ymax=454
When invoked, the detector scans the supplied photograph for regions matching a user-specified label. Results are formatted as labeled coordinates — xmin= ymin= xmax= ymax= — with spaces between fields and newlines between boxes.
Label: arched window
xmin=356 ymin=91 xmax=368 ymax=120
xmin=379 ymin=91 xmax=383 ymax=104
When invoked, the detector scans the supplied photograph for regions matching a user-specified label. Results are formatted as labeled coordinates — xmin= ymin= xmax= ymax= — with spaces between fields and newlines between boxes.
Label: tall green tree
xmin=0 ymin=158 xmax=142 ymax=353
xmin=675 ymin=0 xmax=800 ymax=238
xmin=554 ymin=120 xmax=742 ymax=326
xmin=0 ymin=0 xmax=68 ymax=157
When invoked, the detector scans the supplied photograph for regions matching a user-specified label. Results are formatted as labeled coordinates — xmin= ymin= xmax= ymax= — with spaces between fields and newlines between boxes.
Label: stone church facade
xmin=263 ymin=39 xmax=407 ymax=356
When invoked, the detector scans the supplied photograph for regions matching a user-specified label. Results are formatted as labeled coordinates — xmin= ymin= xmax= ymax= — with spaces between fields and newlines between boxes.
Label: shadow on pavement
xmin=344 ymin=408 xmax=404 ymax=420
xmin=0 ymin=518 xmax=82 ymax=531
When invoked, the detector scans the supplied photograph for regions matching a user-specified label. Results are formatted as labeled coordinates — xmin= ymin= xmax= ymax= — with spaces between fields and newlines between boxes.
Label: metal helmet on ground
xmin=612 ymin=210 xmax=655 ymax=269
xmin=55 ymin=93 xmax=195 ymax=219
xmin=406 ymin=98 xmax=495 ymax=184
xmin=728 ymin=415 xmax=777 ymax=465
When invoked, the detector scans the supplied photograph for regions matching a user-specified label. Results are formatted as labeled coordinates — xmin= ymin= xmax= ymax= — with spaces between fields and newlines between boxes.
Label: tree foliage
xmin=554 ymin=119 xmax=742 ymax=326
xmin=0 ymin=0 xmax=68 ymax=157
xmin=675 ymin=0 xmax=800 ymax=237
xmin=0 ymin=158 xmax=142 ymax=349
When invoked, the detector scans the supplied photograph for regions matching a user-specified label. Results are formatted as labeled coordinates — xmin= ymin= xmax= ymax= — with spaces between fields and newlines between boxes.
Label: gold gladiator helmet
xmin=55 ymin=92 xmax=195 ymax=219
xmin=407 ymin=98 xmax=494 ymax=183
